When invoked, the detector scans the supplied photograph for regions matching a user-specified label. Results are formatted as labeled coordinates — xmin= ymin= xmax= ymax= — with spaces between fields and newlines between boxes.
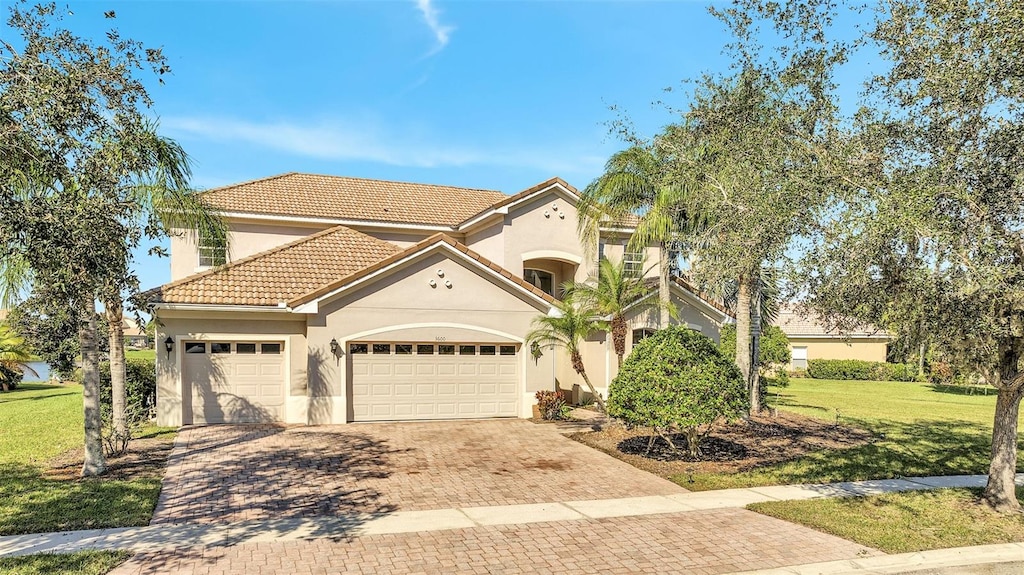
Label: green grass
xmin=678 ymin=378 xmax=1018 ymax=490
xmin=124 ymin=349 xmax=154 ymax=361
xmin=0 ymin=384 xmax=167 ymax=535
xmin=749 ymin=487 xmax=1024 ymax=553
xmin=0 ymin=551 xmax=130 ymax=575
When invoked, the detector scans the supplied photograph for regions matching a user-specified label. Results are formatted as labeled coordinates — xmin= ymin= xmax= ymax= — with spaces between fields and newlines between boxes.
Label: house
xmin=147 ymin=173 xmax=731 ymax=426
xmin=775 ymin=304 xmax=890 ymax=370
xmin=122 ymin=319 xmax=149 ymax=349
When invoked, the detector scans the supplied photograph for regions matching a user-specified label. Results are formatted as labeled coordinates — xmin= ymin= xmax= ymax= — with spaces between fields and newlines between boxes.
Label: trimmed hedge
xmin=806 ymin=359 xmax=919 ymax=382
xmin=99 ymin=357 xmax=157 ymax=409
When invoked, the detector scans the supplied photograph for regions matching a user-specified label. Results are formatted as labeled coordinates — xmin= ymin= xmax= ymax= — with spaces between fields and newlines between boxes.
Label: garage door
xmin=183 ymin=341 xmax=285 ymax=424
xmin=350 ymin=342 xmax=519 ymax=422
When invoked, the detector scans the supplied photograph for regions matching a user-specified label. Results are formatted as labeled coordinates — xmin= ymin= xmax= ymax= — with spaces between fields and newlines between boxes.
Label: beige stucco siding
xmin=501 ymin=191 xmax=589 ymax=281
xmin=305 ymin=248 xmax=556 ymax=423
xmin=169 ymin=221 xmax=329 ymax=281
xmin=154 ymin=311 xmax=307 ymax=426
xmin=788 ymin=337 xmax=889 ymax=367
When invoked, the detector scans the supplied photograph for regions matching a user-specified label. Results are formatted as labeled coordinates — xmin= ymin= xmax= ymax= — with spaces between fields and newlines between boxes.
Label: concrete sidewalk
xmin=2 ymin=473 xmax=1021 ymax=559
xmin=731 ymin=542 xmax=1024 ymax=574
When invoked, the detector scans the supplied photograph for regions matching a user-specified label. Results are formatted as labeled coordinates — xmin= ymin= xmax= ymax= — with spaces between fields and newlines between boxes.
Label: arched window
xmin=525 ymin=269 xmax=554 ymax=296
xmin=632 ymin=328 xmax=656 ymax=345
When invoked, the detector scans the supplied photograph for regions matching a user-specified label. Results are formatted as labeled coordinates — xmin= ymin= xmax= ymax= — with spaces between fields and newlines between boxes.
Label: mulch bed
xmin=45 ymin=434 xmax=175 ymax=482
xmin=569 ymin=411 xmax=873 ymax=479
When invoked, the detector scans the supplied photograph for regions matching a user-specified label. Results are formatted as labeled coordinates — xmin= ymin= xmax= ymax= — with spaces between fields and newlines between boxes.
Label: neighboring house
xmin=775 ymin=304 xmax=890 ymax=370
xmin=146 ymin=173 xmax=731 ymax=426
xmin=123 ymin=319 xmax=149 ymax=349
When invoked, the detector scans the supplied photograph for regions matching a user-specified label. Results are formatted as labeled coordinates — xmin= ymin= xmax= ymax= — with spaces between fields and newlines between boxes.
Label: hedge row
xmin=806 ymin=359 xmax=919 ymax=382
xmin=99 ymin=357 xmax=157 ymax=409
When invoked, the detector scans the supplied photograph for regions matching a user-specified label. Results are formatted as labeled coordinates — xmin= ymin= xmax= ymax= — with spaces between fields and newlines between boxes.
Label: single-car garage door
xmin=350 ymin=342 xmax=519 ymax=422
xmin=183 ymin=341 xmax=285 ymax=424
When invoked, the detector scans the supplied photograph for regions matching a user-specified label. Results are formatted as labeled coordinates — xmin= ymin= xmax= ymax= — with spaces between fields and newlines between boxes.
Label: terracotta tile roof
xmin=289 ymin=233 xmax=558 ymax=308
xmin=672 ymin=276 xmax=733 ymax=317
xmin=147 ymin=226 xmax=402 ymax=306
xmin=775 ymin=304 xmax=887 ymax=338
xmin=200 ymin=173 xmax=509 ymax=227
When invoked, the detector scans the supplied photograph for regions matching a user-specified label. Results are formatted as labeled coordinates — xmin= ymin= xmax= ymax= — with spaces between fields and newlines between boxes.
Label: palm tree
xmin=565 ymin=256 xmax=651 ymax=368
xmin=577 ymin=145 xmax=701 ymax=328
xmin=102 ymin=125 xmax=226 ymax=448
xmin=0 ymin=323 xmax=36 ymax=391
xmin=527 ymin=298 xmax=609 ymax=412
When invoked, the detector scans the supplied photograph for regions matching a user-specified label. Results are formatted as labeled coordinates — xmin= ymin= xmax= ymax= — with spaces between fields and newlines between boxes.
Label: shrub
xmin=608 ymin=326 xmax=747 ymax=458
xmin=99 ymin=357 xmax=156 ymax=410
xmin=719 ymin=324 xmax=791 ymax=370
xmin=806 ymin=359 xmax=920 ymax=382
xmin=535 ymin=390 xmax=570 ymax=420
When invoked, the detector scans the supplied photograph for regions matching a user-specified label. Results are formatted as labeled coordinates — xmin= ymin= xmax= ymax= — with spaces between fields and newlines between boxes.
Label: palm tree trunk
xmin=659 ymin=241 xmax=670 ymax=328
xmin=571 ymin=350 xmax=607 ymax=412
xmin=80 ymin=298 xmax=107 ymax=477
xmin=749 ymin=275 xmax=762 ymax=415
xmin=612 ymin=313 xmax=627 ymax=368
xmin=734 ymin=274 xmax=753 ymax=405
xmin=105 ymin=298 xmax=127 ymax=445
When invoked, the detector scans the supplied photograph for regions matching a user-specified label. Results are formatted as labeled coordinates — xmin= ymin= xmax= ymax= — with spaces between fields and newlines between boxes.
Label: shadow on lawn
xmin=715 ymin=417 xmax=1000 ymax=486
xmin=928 ymin=383 xmax=999 ymax=397
xmin=0 ymin=462 xmax=163 ymax=536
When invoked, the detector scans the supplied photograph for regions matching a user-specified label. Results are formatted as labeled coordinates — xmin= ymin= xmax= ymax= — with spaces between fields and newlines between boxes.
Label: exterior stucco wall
xmin=169 ymin=221 xmax=328 ymax=281
xmin=502 ymin=191 xmax=587 ymax=279
xmin=599 ymin=241 xmax=662 ymax=280
xmin=154 ymin=310 xmax=307 ymax=426
xmin=788 ymin=337 xmax=889 ymax=368
xmin=305 ymin=248 xmax=556 ymax=424
xmin=361 ymin=229 xmax=448 ymax=249
xmin=464 ymin=221 xmax=505 ymax=266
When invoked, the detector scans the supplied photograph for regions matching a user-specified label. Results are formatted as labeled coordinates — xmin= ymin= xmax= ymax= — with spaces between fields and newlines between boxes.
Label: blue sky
xmin=14 ymin=1 xmax=870 ymax=294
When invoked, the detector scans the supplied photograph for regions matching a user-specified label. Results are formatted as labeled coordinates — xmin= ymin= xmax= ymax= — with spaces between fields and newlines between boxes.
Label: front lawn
xmin=0 ymin=551 xmax=130 ymax=575
xmin=0 ymin=384 xmax=173 ymax=535
xmin=124 ymin=349 xmax=154 ymax=361
xmin=749 ymin=487 xmax=1024 ymax=553
xmin=674 ymin=378 xmax=1016 ymax=490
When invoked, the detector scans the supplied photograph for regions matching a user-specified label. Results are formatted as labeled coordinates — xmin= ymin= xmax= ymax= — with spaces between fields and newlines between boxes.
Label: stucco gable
xmin=289 ymin=234 xmax=557 ymax=313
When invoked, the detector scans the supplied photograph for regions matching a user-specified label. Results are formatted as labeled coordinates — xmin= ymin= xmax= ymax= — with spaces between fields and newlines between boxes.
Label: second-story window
xmin=198 ymin=232 xmax=227 ymax=268
xmin=623 ymin=250 xmax=644 ymax=276
xmin=525 ymin=268 xmax=554 ymax=297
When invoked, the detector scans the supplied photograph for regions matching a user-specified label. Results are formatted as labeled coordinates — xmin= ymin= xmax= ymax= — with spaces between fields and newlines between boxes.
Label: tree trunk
xmin=982 ymin=384 xmax=1023 ymax=512
xmin=105 ymin=298 xmax=127 ymax=445
xmin=749 ymin=275 xmax=762 ymax=415
xmin=572 ymin=350 xmax=607 ymax=413
xmin=80 ymin=299 xmax=107 ymax=477
xmin=734 ymin=274 xmax=753 ymax=393
xmin=659 ymin=241 xmax=671 ymax=328
xmin=612 ymin=313 xmax=627 ymax=368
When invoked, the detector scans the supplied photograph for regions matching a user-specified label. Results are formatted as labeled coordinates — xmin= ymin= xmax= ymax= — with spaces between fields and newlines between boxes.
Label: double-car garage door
xmin=350 ymin=342 xmax=520 ymax=422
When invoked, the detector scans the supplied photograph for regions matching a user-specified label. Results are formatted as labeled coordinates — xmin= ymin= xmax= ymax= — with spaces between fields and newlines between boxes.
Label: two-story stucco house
xmin=147 ymin=173 xmax=731 ymax=426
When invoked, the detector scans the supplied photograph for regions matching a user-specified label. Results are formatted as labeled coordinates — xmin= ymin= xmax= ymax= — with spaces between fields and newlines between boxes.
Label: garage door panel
xmin=352 ymin=341 xmax=518 ymax=422
xmin=184 ymin=341 xmax=285 ymax=425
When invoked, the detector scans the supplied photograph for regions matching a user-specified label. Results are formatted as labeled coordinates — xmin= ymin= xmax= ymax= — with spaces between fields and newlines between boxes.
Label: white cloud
xmin=414 ymin=0 xmax=454 ymax=55
xmin=162 ymin=115 xmax=604 ymax=175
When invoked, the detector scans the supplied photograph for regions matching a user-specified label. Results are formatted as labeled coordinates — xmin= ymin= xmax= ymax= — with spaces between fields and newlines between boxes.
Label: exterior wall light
xmin=163 ymin=337 xmax=174 ymax=357
xmin=329 ymin=338 xmax=340 ymax=355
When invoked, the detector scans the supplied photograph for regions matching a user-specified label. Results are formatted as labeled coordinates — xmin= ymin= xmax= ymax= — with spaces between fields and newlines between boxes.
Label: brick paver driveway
xmin=114 ymin=509 xmax=877 ymax=575
xmin=152 ymin=420 xmax=685 ymax=525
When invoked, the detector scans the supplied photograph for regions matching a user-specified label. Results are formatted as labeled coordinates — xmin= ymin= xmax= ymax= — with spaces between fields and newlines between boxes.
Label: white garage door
xmin=350 ymin=342 xmax=519 ymax=422
xmin=183 ymin=341 xmax=285 ymax=424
